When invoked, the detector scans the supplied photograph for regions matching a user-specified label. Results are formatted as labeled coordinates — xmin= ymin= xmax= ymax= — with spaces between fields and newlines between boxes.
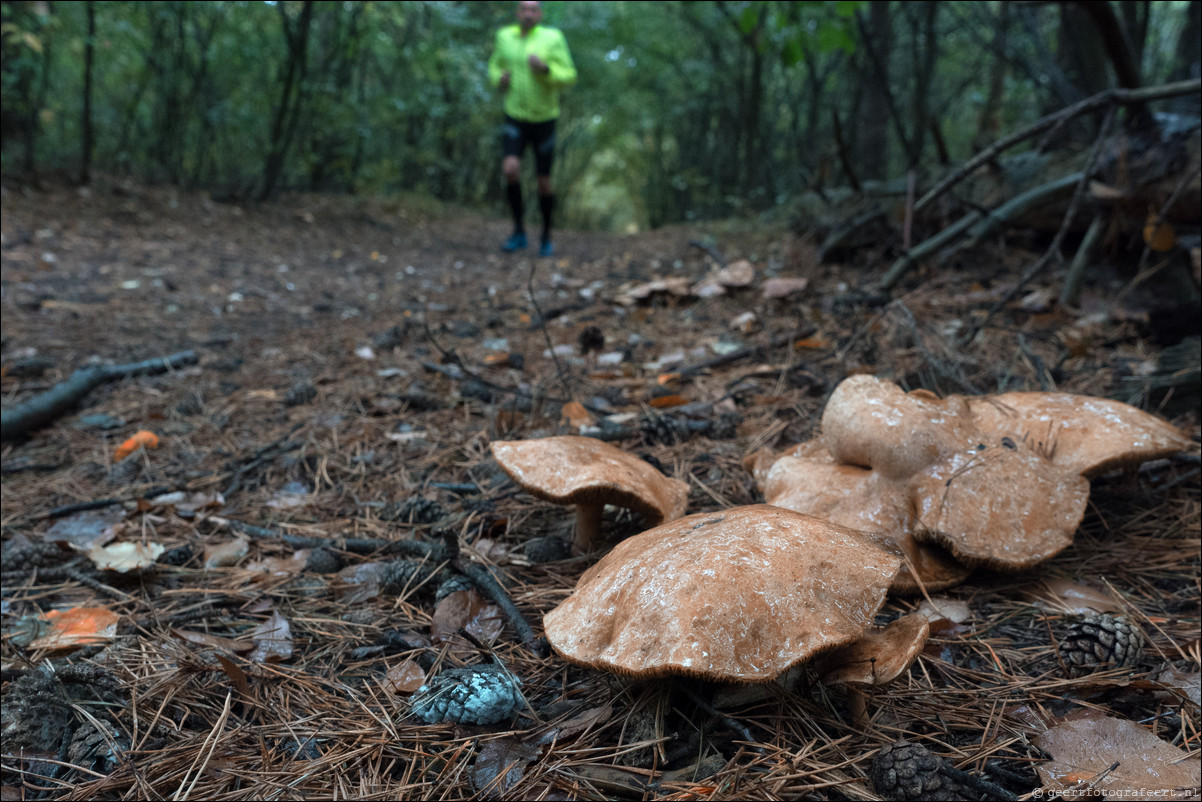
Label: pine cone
xmin=410 ymin=664 xmax=524 ymax=725
xmin=383 ymin=496 xmax=444 ymax=524
xmin=1059 ymin=613 xmax=1145 ymax=677
xmin=870 ymin=741 xmax=966 ymax=801
xmin=379 ymin=559 xmax=448 ymax=596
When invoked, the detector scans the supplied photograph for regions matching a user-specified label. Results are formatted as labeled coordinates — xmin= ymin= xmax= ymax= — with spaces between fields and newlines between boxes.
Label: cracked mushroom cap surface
xmin=762 ymin=453 xmax=971 ymax=593
xmin=822 ymin=375 xmax=976 ymax=480
xmin=909 ymin=438 xmax=1089 ymax=570
xmin=964 ymin=392 xmax=1192 ymax=477
xmin=490 ymin=436 xmax=689 ymax=526
xmin=542 ymin=505 xmax=903 ymax=682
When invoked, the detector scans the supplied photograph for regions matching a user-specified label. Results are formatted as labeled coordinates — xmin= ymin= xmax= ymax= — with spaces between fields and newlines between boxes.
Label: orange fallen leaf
xmin=649 ymin=394 xmax=689 ymax=409
xmin=386 ymin=659 xmax=428 ymax=693
xmin=30 ymin=607 xmax=120 ymax=650
xmin=793 ymin=335 xmax=829 ymax=349
xmin=560 ymin=401 xmax=593 ymax=429
xmin=656 ymin=372 xmax=681 ymax=386
xmin=1143 ymin=209 xmax=1175 ymax=252
xmin=114 ymin=430 xmax=159 ymax=461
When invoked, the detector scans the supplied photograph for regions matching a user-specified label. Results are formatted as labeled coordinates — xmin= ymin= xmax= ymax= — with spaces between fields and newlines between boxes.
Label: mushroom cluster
xmin=748 ymin=375 xmax=1192 ymax=592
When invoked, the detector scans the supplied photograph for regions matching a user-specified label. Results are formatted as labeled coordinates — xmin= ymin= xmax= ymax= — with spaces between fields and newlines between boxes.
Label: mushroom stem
xmin=572 ymin=502 xmax=604 ymax=554
xmin=847 ymin=686 xmax=869 ymax=728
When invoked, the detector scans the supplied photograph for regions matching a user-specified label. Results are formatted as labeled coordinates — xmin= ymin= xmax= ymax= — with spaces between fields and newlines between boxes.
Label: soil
xmin=1 ymin=177 xmax=1198 ymax=800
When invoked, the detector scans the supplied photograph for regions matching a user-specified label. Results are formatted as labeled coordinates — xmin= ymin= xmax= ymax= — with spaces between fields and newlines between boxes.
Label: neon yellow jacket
xmin=488 ymin=24 xmax=576 ymax=123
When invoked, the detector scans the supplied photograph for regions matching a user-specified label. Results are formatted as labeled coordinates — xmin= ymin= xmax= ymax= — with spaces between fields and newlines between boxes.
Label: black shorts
xmin=502 ymin=115 xmax=557 ymax=175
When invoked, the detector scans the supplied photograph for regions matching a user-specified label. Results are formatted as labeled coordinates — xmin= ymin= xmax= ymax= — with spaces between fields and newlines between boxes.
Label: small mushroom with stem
xmin=543 ymin=505 xmax=903 ymax=682
xmin=815 ymin=612 xmax=930 ymax=727
xmin=490 ymin=435 xmax=689 ymax=555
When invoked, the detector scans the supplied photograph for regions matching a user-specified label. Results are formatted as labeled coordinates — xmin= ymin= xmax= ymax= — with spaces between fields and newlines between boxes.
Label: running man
xmin=488 ymin=0 xmax=577 ymax=256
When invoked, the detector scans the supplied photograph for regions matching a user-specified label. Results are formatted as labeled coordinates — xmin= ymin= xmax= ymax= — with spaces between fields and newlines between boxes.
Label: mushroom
xmin=543 ymin=505 xmax=903 ymax=682
xmin=964 ymin=392 xmax=1192 ymax=476
xmin=746 ymin=375 xmax=1095 ymax=580
xmin=816 ymin=613 xmax=931 ymax=725
xmin=908 ymin=438 xmax=1088 ymax=570
xmin=761 ymin=451 xmax=971 ymax=592
xmin=490 ymin=436 xmax=689 ymax=554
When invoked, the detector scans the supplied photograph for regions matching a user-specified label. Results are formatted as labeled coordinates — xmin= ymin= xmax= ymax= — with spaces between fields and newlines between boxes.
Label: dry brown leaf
xmin=916 ymin=597 xmax=973 ymax=625
xmin=648 ymin=394 xmax=689 ymax=408
xmin=1152 ymin=667 xmax=1201 ymax=711
xmin=245 ymin=550 xmax=310 ymax=579
xmin=530 ymin=704 xmax=613 ymax=746
xmin=147 ymin=490 xmax=225 ymax=514
xmin=1030 ymin=578 xmax=1120 ymax=614
xmin=214 ymin=654 xmax=252 ymax=697
xmin=248 ymin=609 xmax=293 ymax=663
xmin=431 ymin=589 xmax=501 ymax=644
xmin=44 ymin=507 xmax=124 ymax=551
xmin=761 ymin=277 xmax=809 ymax=299
xmin=87 ymin=541 xmax=165 ymax=573
xmin=171 ymin=627 xmax=254 ymax=653
xmin=386 ymin=659 xmax=427 ymax=693
xmin=205 ymin=535 xmax=249 ymax=568
xmin=560 ymin=401 xmax=593 ymax=429
xmin=1035 ymin=715 xmax=1201 ymax=800
xmin=470 ymin=736 xmax=540 ymax=799
xmin=334 ymin=561 xmax=388 ymax=605
xmin=29 ymin=607 xmax=120 ymax=650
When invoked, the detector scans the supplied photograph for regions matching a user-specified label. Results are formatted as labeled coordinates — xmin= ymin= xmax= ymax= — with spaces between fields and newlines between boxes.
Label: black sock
xmin=507 ymin=183 xmax=524 ymax=234
xmin=539 ymin=193 xmax=554 ymax=242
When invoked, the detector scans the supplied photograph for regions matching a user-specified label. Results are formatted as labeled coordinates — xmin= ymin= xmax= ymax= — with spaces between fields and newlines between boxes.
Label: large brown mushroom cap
xmin=908 ymin=439 xmax=1090 ymax=570
xmin=543 ymin=505 xmax=903 ymax=682
xmin=490 ymin=436 xmax=689 ymax=552
xmin=822 ymin=375 xmax=975 ymax=480
xmin=965 ymin=392 xmax=1192 ymax=477
xmin=763 ymin=454 xmax=971 ymax=593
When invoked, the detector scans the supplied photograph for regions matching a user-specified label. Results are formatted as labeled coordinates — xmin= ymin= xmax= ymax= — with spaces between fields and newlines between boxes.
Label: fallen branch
xmin=0 ymin=350 xmax=198 ymax=442
xmin=211 ymin=516 xmax=543 ymax=653
xmin=915 ymin=78 xmax=1200 ymax=214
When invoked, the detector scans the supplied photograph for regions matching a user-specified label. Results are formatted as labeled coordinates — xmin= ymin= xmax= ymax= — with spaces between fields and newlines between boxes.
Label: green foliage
xmin=1 ymin=1 xmax=1194 ymax=230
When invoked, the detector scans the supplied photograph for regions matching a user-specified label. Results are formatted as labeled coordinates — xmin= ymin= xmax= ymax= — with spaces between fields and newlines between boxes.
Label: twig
xmin=419 ymin=361 xmax=607 ymax=414
xmin=915 ymin=78 xmax=1200 ymax=214
xmin=959 ymin=106 xmax=1118 ymax=346
xmin=664 ymin=327 xmax=816 ymax=381
xmin=1 ymin=350 xmax=198 ymax=441
xmin=526 ymin=260 xmax=575 ymax=402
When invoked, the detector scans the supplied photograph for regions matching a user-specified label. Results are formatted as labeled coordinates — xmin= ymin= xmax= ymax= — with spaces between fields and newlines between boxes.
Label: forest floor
xmin=1 ymin=177 xmax=1199 ymax=800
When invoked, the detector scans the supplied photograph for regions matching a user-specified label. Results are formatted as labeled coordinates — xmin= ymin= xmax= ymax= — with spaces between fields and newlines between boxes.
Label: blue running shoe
xmin=539 ymin=239 xmax=554 ymax=257
xmin=502 ymin=232 xmax=527 ymax=252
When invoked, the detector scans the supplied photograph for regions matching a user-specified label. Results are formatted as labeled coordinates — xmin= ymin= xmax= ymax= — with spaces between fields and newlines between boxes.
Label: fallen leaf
xmin=114 ymin=430 xmax=159 ymax=461
xmin=560 ymin=401 xmax=593 ymax=429
xmin=214 ymin=654 xmax=252 ymax=696
xmin=30 ymin=607 xmax=120 ymax=650
xmin=1143 ymin=210 xmax=1176 ymax=252
xmin=470 ymin=736 xmax=540 ymax=799
xmin=431 ymin=589 xmax=503 ymax=645
xmin=204 ymin=535 xmax=250 ymax=568
xmin=649 ymin=394 xmax=689 ymax=409
xmin=1029 ymin=578 xmax=1120 ymax=614
xmin=44 ymin=507 xmax=124 ymax=551
xmin=148 ymin=490 xmax=225 ymax=514
xmin=762 ymin=277 xmax=809 ymax=299
xmin=916 ymin=597 xmax=973 ymax=625
xmin=171 ymin=627 xmax=254 ymax=653
xmin=472 ymin=538 xmax=512 ymax=565
xmin=244 ymin=550 xmax=310 ymax=579
xmin=248 ymin=609 xmax=293 ymax=663
xmin=1035 ymin=715 xmax=1201 ymax=800
xmin=530 ymin=704 xmax=612 ymax=746
xmin=386 ymin=659 xmax=428 ymax=693
xmin=87 ymin=541 xmax=165 ymax=573
xmin=1152 ymin=667 xmax=1201 ymax=711
xmin=334 ymin=561 xmax=388 ymax=604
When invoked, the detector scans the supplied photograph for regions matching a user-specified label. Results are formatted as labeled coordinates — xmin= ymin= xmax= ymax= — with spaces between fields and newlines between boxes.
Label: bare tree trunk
xmin=261 ymin=0 xmax=315 ymax=200
xmin=855 ymin=1 xmax=894 ymax=180
xmin=80 ymin=0 xmax=95 ymax=184
xmin=974 ymin=1 xmax=1010 ymax=150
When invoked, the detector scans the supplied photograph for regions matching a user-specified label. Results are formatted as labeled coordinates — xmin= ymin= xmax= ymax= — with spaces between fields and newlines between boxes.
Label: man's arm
xmin=541 ymin=29 xmax=577 ymax=88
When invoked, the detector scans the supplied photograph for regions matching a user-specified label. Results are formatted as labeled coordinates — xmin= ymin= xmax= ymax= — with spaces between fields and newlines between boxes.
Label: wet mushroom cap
xmin=965 ymin=392 xmax=1193 ymax=477
xmin=908 ymin=439 xmax=1089 ymax=570
xmin=761 ymin=453 xmax=971 ymax=593
xmin=817 ymin=613 xmax=931 ymax=687
xmin=543 ymin=505 xmax=903 ymax=682
xmin=822 ymin=375 xmax=976 ymax=480
xmin=490 ymin=435 xmax=689 ymax=530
